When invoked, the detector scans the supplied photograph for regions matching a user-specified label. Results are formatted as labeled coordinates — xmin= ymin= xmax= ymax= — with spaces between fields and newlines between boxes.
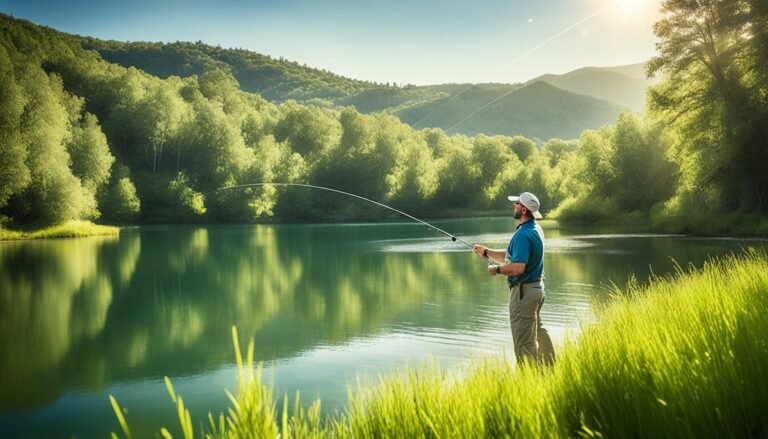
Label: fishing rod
xmin=208 ymin=182 xmax=502 ymax=263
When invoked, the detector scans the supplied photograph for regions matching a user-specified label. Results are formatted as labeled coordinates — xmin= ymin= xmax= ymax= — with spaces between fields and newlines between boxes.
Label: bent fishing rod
xmin=208 ymin=182 xmax=502 ymax=264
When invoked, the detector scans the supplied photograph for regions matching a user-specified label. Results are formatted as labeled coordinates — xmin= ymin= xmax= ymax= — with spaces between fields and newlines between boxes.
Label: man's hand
xmin=473 ymin=245 xmax=487 ymax=257
xmin=487 ymin=265 xmax=500 ymax=276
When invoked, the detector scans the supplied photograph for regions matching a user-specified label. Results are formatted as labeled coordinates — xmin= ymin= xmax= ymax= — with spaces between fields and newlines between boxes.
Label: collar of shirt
xmin=515 ymin=219 xmax=536 ymax=231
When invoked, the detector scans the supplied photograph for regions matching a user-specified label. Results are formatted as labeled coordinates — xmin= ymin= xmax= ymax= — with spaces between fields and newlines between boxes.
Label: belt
xmin=509 ymin=279 xmax=542 ymax=300
xmin=508 ymin=279 xmax=542 ymax=288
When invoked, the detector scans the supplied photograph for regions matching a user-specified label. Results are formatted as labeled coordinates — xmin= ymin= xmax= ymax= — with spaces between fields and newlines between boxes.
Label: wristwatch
xmin=483 ymin=248 xmax=488 ymax=258
xmin=495 ymin=265 xmax=501 ymax=274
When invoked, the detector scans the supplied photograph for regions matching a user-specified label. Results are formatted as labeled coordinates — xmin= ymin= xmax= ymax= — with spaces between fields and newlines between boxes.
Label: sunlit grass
xmin=110 ymin=250 xmax=768 ymax=438
xmin=0 ymin=220 xmax=119 ymax=240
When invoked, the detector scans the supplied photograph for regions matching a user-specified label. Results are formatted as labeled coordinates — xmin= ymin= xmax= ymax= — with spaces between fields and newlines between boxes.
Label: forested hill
xmin=79 ymin=36 xmax=628 ymax=140
xmin=78 ymin=38 xmax=376 ymax=102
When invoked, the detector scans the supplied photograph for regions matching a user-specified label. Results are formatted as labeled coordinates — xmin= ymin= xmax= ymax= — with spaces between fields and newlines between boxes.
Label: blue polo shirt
xmin=505 ymin=219 xmax=544 ymax=286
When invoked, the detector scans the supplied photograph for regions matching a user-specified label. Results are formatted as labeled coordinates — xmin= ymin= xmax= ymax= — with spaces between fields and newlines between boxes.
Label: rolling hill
xmin=396 ymin=81 xmax=624 ymax=140
xmin=75 ymin=29 xmax=644 ymax=140
xmin=528 ymin=64 xmax=654 ymax=113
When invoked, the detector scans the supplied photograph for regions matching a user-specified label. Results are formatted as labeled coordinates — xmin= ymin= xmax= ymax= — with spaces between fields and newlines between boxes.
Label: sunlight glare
xmin=613 ymin=0 xmax=644 ymax=15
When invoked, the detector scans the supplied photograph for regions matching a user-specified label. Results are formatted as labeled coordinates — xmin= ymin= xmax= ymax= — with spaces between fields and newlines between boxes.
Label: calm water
xmin=0 ymin=219 xmax=763 ymax=438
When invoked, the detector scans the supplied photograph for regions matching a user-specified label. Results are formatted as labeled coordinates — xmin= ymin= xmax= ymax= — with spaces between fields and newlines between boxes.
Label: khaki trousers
xmin=508 ymin=281 xmax=555 ymax=366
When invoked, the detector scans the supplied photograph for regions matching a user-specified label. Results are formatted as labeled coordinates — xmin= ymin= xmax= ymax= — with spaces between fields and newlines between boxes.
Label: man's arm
xmin=490 ymin=262 xmax=525 ymax=277
xmin=472 ymin=245 xmax=506 ymax=262
xmin=474 ymin=245 xmax=526 ymax=276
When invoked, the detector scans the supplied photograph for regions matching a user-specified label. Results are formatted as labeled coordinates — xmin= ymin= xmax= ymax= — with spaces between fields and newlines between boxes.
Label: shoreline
xmin=0 ymin=220 xmax=120 ymax=241
xmin=3 ymin=213 xmax=766 ymax=241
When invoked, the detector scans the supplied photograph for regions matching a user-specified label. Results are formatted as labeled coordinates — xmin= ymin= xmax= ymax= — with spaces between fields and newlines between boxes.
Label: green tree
xmin=504 ymin=135 xmax=538 ymax=162
xmin=432 ymin=137 xmax=478 ymax=209
xmin=199 ymin=69 xmax=245 ymax=117
xmin=611 ymin=112 xmax=677 ymax=210
xmin=541 ymin=138 xmax=577 ymax=168
xmin=385 ymin=127 xmax=438 ymax=210
xmin=169 ymin=172 xmax=207 ymax=220
xmin=314 ymin=109 xmax=379 ymax=198
xmin=513 ymin=152 xmax=556 ymax=212
xmin=99 ymin=164 xmax=141 ymax=223
xmin=66 ymin=113 xmax=114 ymax=190
xmin=471 ymin=135 xmax=516 ymax=205
xmin=137 ymin=81 xmax=186 ymax=174
xmin=0 ymin=45 xmax=30 ymax=212
xmin=562 ymin=113 xmax=676 ymax=215
xmin=17 ymin=68 xmax=87 ymax=223
xmin=648 ymin=0 xmax=768 ymax=211
xmin=178 ymin=97 xmax=253 ymax=191
xmin=273 ymin=101 xmax=340 ymax=158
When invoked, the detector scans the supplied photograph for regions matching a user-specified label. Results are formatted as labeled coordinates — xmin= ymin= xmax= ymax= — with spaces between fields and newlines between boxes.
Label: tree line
xmin=1 ymin=0 xmax=765 ymax=234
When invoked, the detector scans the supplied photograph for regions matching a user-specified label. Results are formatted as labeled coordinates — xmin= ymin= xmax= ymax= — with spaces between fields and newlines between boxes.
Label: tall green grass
xmin=0 ymin=220 xmax=119 ymax=240
xmin=111 ymin=250 xmax=768 ymax=438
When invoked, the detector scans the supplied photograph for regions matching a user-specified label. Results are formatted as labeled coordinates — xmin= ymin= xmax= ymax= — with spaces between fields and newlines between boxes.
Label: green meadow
xmin=111 ymin=250 xmax=768 ymax=438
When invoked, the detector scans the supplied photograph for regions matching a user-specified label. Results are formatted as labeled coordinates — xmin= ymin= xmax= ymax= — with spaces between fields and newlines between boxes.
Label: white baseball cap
xmin=507 ymin=192 xmax=543 ymax=219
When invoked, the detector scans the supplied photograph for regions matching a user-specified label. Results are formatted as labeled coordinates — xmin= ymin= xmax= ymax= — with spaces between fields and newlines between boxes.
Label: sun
xmin=613 ymin=0 xmax=645 ymax=15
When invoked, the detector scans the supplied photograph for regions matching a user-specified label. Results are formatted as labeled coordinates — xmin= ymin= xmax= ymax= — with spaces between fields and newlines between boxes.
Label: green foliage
xmin=549 ymin=195 xmax=620 ymax=224
xmin=553 ymin=112 xmax=677 ymax=221
xmin=99 ymin=165 xmax=141 ymax=223
xmin=66 ymin=112 xmax=114 ymax=191
xmin=648 ymin=0 xmax=768 ymax=217
xmin=471 ymin=135 xmax=517 ymax=206
xmin=512 ymin=151 xmax=560 ymax=212
xmin=0 ymin=44 xmax=30 ymax=208
xmin=83 ymin=39 xmax=371 ymax=103
xmin=17 ymin=68 xmax=91 ymax=223
xmin=504 ymin=135 xmax=537 ymax=162
xmin=273 ymin=101 xmax=340 ymax=158
xmin=169 ymin=172 xmax=207 ymax=220
xmin=431 ymin=135 xmax=478 ymax=209
xmin=540 ymin=138 xmax=577 ymax=167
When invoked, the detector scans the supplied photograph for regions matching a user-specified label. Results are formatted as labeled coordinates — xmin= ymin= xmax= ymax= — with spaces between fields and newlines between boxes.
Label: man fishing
xmin=473 ymin=192 xmax=555 ymax=367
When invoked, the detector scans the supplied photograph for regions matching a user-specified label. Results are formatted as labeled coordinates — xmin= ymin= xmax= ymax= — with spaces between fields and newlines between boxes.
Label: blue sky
xmin=1 ymin=0 xmax=662 ymax=85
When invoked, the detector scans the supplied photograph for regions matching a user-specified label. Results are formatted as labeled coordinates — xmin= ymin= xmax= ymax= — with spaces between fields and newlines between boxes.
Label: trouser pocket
xmin=510 ymin=284 xmax=543 ymax=319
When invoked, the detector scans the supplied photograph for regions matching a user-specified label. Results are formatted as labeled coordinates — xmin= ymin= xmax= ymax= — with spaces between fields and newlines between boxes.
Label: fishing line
xmin=208 ymin=182 xmax=502 ymax=263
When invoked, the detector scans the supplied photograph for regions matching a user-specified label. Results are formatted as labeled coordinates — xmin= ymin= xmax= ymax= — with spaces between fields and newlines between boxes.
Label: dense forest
xmin=0 ymin=0 xmax=766 ymax=234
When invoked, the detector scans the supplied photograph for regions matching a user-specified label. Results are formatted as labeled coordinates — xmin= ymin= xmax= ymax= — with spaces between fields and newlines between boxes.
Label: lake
xmin=0 ymin=218 xmax=762 ymax=438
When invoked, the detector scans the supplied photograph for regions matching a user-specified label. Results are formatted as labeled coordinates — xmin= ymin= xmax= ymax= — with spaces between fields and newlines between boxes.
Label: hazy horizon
xmin=0 ymin=0 xmax=661 ymax=86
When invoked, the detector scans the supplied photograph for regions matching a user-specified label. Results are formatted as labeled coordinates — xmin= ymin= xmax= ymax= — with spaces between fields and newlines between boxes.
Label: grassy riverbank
xmin=0 ymin=220 xmax=119 ymax=240
xmin=111 ymin=250 xmax=768 ymax=438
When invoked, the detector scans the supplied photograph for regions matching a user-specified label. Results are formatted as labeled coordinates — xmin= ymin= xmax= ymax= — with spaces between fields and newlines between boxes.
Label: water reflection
xmin=0 ymin=235 xmax=140 ymax=411
xmin=0 ymin=221 xmax=760 ymax=438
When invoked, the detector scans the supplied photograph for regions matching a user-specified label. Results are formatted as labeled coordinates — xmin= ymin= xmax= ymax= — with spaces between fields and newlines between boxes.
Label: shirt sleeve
xmin=510 ymin=234 xmax=531 ymax=264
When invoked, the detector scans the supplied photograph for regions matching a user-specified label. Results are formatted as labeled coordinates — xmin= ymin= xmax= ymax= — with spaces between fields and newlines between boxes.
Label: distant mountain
xmin=77 ymin=37 xmax=644 ymax=140
xmin=600 ymin=63 xmax=648 ymax=80
xmin=528 ymin=64 xmax=654 ymax=113
xmin=396 ymin=81 xmax=624 ymax=140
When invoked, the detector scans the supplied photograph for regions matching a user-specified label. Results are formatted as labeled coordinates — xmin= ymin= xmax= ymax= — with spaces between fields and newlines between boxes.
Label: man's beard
xmin=514 ymin=211 xmax=522 ymax=219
